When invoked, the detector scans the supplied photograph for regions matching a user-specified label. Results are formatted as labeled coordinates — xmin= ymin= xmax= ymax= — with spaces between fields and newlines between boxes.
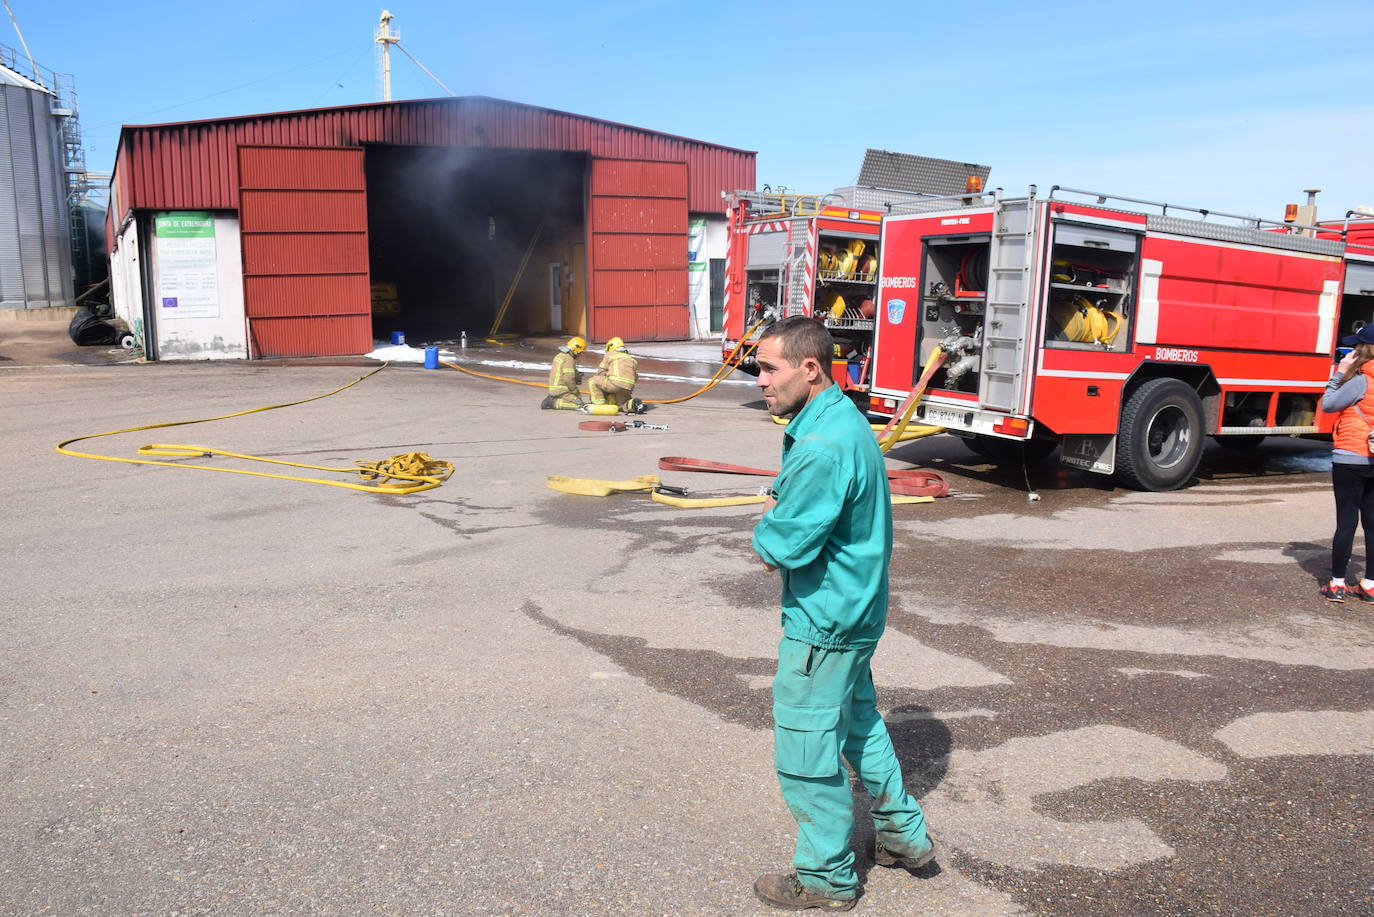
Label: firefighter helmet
xmin=606 ymin=336 xmax=627 ymax=352
xmin=566 ymin=336 xmax=587 ymax=356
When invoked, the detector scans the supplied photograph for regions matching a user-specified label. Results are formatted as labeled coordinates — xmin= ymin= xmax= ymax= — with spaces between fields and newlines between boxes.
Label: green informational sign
xmin=155 ymin=211 xmax=219 ymax=319
xmin=155 ymin=211 xmax=215 ymax=238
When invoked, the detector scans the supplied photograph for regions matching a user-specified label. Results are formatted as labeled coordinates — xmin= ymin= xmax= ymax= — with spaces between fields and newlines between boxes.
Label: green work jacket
xmin=751 ymin=383 xmax=892 ymax=650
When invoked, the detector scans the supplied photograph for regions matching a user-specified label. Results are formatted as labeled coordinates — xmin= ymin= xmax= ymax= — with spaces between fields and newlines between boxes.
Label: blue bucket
xmin=390 ymin=331 xmax=406 ymax=345
xmin=424 ymin=346 xmax=439 ymax=370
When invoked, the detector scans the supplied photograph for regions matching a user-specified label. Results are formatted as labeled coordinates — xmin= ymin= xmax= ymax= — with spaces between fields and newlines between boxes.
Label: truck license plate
xmin=926 ymin=408 xmax=967 ymax=426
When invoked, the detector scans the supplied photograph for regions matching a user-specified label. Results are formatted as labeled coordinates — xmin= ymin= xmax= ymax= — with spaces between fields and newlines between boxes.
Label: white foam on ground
xmin=366 ymin=343 xmax=432 ymax=362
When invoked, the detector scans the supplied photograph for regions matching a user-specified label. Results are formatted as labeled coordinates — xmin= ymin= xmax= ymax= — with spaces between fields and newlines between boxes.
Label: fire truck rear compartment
xmin=1043 ymin=226 xmax=1136 ymax=354
xmin=917 ymin=237 xmax=991 ymax=394
xmin=1337 ymin=261 xmax=1374 ymax=341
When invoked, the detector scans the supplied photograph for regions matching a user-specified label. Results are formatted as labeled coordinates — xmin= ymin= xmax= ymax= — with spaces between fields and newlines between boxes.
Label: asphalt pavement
xmin=1 ymin=326 xmax=1370 ymax=916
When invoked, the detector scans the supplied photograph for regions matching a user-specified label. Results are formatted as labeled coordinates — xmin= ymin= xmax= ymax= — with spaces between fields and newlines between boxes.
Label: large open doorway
xmin=363 ymin=144 xmax=587 ymax=342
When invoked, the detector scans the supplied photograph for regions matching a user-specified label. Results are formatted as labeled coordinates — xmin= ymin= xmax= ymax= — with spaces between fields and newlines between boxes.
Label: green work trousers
xmin=772 ymin=636 xmax=930 ymax=899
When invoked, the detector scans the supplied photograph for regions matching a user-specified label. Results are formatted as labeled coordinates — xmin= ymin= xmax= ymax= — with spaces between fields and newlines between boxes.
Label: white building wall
xmin=687 ymin=214 xmax=727 ymax=340
xmin=109 ymin=217 xmax=144 ymax=342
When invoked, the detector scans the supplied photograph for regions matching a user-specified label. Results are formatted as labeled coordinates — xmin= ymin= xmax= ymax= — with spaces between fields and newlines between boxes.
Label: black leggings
xmin=1330 ymin=463 xmax=1374 ymax=580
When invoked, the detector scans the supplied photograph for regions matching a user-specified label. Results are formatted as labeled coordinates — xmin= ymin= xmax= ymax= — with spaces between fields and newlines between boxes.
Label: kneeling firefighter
xmin=585 ymin=337 xmax=644 ymax=414
xmin=542 ymin=336 xmax=587 ymax=410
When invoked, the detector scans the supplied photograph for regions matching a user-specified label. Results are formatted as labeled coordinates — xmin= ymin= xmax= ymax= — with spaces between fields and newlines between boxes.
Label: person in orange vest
xmin=541 ymin=336 xmax=587 ymax=410
xmin=586 ymin=337 xmax=644 ymax=414
xmin=1320 ymin=324 xmax=1374 ymax=602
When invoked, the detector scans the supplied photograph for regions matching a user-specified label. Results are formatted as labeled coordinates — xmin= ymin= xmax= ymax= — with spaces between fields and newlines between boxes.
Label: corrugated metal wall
xmin=0 ymin=83 xmax=74 ymax=309
xmin=113 ymin=97 xmax=755 ymax=352
xmin=588 ymin=159 xmax=688 ymax=341
xmin=113 ymin=97 xmax=754 ymax=215
xmin=239 ymin=146 xmax=371 ymax=356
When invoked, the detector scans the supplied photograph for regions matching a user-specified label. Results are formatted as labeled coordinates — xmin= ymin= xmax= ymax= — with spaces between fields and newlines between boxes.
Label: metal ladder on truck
xmin=977 ymin=187 xmax=1036 ymax=414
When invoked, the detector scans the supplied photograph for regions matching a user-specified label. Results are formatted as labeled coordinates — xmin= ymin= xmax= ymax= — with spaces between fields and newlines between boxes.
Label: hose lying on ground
xmin=56 ymin=363 xmax=453 ymax=494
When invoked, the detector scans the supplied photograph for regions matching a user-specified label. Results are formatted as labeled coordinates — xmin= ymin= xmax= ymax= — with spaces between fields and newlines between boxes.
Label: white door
xmin=549 ymin=263 xmax=563 ymax=331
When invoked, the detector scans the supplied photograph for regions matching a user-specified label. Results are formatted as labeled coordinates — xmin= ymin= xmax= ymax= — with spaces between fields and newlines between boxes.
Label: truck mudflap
xmin=1059 ymin=434 xmax=1117 ymax=475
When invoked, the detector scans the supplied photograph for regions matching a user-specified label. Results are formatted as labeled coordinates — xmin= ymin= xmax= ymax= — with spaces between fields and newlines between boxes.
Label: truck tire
xmin=1115 ymin=378 xmax=1204 ymax=491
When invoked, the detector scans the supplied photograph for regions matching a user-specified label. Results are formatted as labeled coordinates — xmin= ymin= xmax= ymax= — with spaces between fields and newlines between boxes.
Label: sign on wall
xmin=688 ymin=217 xmax=706 ymax=262
xmin=155 ymin=211 xmax=219 ymax=319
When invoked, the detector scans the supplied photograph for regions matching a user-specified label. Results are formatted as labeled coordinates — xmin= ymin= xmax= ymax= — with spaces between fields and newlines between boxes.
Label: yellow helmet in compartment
xmin=846 ymin=239 xmax=866 ymax=257
xmin=822 ymin=293 xmax=847 ymax=321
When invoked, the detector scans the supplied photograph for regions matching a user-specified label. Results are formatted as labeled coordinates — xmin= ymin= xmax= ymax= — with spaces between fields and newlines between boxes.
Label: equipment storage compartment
xmin=1043 ymin=223 xmax=1138 ymax=353
xmin=1338 ymin=260 xmax=1374 ymax=341
xmin=816 ymin=233 xmax=880 ymax=390
xmin=918 ymin=236 xmax=992 ymax=395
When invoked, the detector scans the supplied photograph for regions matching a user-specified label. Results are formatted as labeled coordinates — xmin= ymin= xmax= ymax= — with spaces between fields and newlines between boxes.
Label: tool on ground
xmin=579 ymin=420 xmax=670 ymax=432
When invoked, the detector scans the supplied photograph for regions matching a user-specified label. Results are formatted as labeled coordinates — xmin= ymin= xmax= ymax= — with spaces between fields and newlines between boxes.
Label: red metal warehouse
xmin=107 ymin=96 xmax=755 ymax=360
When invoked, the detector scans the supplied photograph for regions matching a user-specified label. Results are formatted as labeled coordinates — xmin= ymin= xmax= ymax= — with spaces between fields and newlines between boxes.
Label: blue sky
xmin=8 ymin=0 xmax=1371 ymax=219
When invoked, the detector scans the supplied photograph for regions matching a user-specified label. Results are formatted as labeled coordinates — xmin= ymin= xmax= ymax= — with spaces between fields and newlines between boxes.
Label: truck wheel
xmin=1115 ymin=378 xmax=1204 ymax=491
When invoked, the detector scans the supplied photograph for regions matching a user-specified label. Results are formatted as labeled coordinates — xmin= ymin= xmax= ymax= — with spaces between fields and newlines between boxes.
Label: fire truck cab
xmin=868 ymin=185 xmax=1370 ymax=491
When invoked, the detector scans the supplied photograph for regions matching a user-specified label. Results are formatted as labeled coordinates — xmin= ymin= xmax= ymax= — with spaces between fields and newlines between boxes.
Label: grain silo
xmin=0 ymin=54 xmax=74 ymax=310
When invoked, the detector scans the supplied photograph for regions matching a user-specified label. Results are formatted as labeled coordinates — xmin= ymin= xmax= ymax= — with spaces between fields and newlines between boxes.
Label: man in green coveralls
xmin=750 ymin=316 xmax=935 ymax=911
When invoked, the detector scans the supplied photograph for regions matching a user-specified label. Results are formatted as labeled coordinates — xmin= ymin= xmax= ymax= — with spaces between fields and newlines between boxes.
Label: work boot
xmin=624 ymin=397 xmax=645 ymax=414
xmin=540 ymin=396 xmax=554 ymax=410
xmin=872 ymin=835 xmax=937 ymax=872
xmin=752 ymin=873 xmax=857 ymax=911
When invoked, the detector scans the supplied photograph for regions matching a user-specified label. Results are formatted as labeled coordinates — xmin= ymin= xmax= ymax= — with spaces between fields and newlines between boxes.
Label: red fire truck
xmin=866 ymin=185 xmax=1374 ymax=491
xmin=720 ymin=191 xmax=885 ymax=391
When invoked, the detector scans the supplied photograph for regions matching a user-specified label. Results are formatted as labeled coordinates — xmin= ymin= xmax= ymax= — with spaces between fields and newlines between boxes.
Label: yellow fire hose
xmin=56 ymin=363 xmax=454 ymax=494
xmin=546 ymin=475 xmax=933 ymax=508
xmin=875 ymin=348 xmax=950 ymax=454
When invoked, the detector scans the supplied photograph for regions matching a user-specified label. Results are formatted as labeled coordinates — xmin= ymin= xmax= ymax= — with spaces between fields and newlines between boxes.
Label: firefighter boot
xmin=753 ymin=873 xmax=858 ymax=911
xmin=872 ymin=835 xmax=938 ymax=872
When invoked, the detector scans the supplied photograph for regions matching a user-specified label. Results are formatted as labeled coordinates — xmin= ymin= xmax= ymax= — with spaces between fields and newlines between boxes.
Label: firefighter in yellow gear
xmin=542 ymin=336 xmax=587 ymax=410
xmin=586 ymin=336 xmax=644 ymax=414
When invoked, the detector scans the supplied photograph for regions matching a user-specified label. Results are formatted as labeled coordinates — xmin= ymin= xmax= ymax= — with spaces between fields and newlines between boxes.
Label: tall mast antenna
xmin=375 ymin=9 xmax=399 ymax=102
xmin=2 ymin=0 xmax=39 ymax=82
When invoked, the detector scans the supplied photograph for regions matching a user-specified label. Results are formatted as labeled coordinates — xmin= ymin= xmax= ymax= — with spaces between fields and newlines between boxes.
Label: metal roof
xmin=0 ymin=64 xmax=49 ymax=93
xmin=113 ymin=95 xmax=756 ymax=216
xmin=857 ymin=149 xmax=990 ymax=196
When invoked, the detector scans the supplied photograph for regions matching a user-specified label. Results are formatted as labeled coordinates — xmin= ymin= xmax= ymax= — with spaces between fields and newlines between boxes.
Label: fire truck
xmin=866 ymin=185 xmax=1374 ymax=491
xmin=720 ymin=191 xmax=886 ymax=392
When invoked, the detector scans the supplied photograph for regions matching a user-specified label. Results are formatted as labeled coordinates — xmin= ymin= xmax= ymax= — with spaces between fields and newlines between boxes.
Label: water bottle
xmin=460 ymin=331 xmax=468 ymax=349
